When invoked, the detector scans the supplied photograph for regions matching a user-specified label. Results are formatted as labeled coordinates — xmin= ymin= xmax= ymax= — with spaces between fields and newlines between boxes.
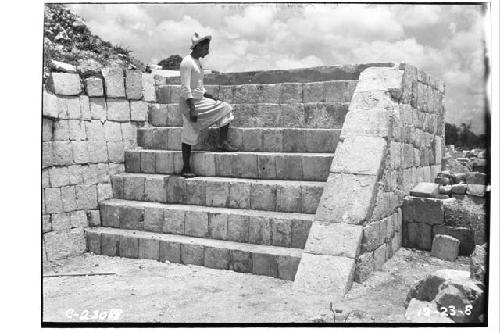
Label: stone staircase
xmin=86 ymin=79 xmax=357 ymax=280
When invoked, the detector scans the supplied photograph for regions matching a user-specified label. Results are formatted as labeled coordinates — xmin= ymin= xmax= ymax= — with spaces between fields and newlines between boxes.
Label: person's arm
xmin=203 ymin=92 xmax=217 ymax=100
xmin=180 ymin=61 xmax=197 ymax=122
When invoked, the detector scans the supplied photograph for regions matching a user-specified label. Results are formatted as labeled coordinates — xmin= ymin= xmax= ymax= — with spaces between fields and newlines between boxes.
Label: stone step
xmin=148 ymin=102 xmax=349 ymax=129
xmin=138 ymin=127 xmax=340 ymax=153
xmin=111 ymin=173 xmax=324 ymax=214
xmin=86 ymin=227 xmax=303 ymax=280
xmin=125 ymin=149 xmax=333 ymax=181
xmin=99 ymin=199 xmax=314 ymax=249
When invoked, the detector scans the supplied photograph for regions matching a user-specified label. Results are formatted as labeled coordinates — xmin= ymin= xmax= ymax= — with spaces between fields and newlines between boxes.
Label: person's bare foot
xmin=181 ymin=167 xmax=196 ymax=178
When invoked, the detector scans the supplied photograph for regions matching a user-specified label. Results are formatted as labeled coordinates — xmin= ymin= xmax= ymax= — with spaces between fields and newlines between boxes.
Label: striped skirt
xmin=179 ymin=97 xmax=234 ymax=145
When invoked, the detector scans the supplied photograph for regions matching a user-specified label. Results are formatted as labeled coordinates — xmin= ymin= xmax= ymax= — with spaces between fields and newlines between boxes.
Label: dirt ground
xmin=42 ymin=248 xmax=470 ymax=323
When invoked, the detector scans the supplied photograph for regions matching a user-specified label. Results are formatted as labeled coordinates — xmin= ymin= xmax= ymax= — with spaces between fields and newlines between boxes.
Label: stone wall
xmin=294 ymin=63 xmax=446 ymax=296
xmin=42 ymin=69 xmax=154 ymax=261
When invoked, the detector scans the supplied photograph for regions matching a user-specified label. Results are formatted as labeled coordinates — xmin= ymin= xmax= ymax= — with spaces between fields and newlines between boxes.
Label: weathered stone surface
xmin=301 ymin=185 xmax=323 ymax=214
xmin=451 ymin=183 xmax=467 ymax=195
xmin=43 ymin=91 xmax=61 ymax=118
xmin=330 ymin=136 xmax=387 ymax=175
xmin=101 ymin=233 xmax=120 ymax=256
xmin=305 ymin=222 xmax=362 ymax=258
xmin=51 ymin=212 xmax=72 ymax=231
xmin=85 ymin=77 xmax=104 ymax=96
xmin=294 ymin=253 xmax=355 ymax=296
xmin=252 ymin=253 xmax=278 ymax=277
xmin=163 ymin=209 xmax=185 ymax=235
xmin=102 ymin=68 xmax=125 ymax=97
xmin=470 ymin=243 xmax=487 ymax=282
xmin=60 ymin=186 xmax=77 ymax=212
xmin=230 ymin=249 xmax=252 ymax=273
xmin=205 ymin=181 xmax=229 ymax=207
xmin=47 ymin=72 xmax=81 ymax=95
xmin=354 ymin=252 xmax=374 ymax=283
xmin=184 ymin=211 xmax=209 ymax=238
xmin=208 ymin=212 xmax=228 ymax=240
xmin=125 ymin=70 xmax=143 ymax=99
xmin=280 ymin=83 xmax=303 ymax=103
xmin=465 ymin=172 xmax=487 ymax=185
xmin=145 ymin=176 xmax=166 ymax=202
xmin=103 ymin=121 xmax=122 ymax=141
xmin=119 ymin=206 xmax=144 ymax=230
xmin=72 ymin=141 xmax=89 ymax=164
xmin=467 ymin=184 xmax=487 ymax=197
xmin=373 ymin=243 xmax=387 ymax=270
xmin=44 ymin=228 xmax=86 ymax=260
xmin=405 ymin=222 xmax=432 ymax=250
xmin=248 ymin=216 xmax=272 ymax=245
xmin=119 ymin=235 xmax=139 ymax=259
xmin=277 ymin=255 xmax=301 ymax=280
xmin=130 ymin=100 xmax=148 ymax=121
xmin=315 ymin=173 xmax=378 ymax=224
xmin=88 ymin=209 xmax=101 ymax=227
xmin=271 ymin=218 xmax=292 ymax=247
xmin=106 ymin=98 xmax=130 ymax=121
xmin=250 ymin=183 xmax=276 ymax=211
xmin=45 ymin=188 xmax=63 ymax=213
xmin=52 ymin=141 xmax=73 ymax=166
xmin=184 ymin=178 xmax=206 ymax=205
xmin=138 ymin=238 xmax=159 ymax=260
xmin=431 ymin=234 xmax=459 ymax=261
xmin=276 ymin=183 xmax=302 ymax=213
xmin=159 ymin=241 xmax=181 ymax=263
xmin=403 ymin=196 xmax=445 ymax=225
xmin=257 ymin=155 xmax=277 ymax=179
xmin=100 ymin=204 xmax=120 ymax=227
xmin=141 ymin=73 xmax=156 ymax=102
xmin=180 ymin=244 xmax=204 ymax=265
xmin=124 ymin=175 xmax=145 ymax=200
xmin=85 ymin=230 xmax=101 ymax=254
xmin=409 ymin=182 xmax=439 ymax=198
xmin=291 ymin=219 xmax=312 ymax=249
xmin=227 ymin=214 xmax=249 ymax=242
xmin=204 ymin=246 xmax=230 ymax=270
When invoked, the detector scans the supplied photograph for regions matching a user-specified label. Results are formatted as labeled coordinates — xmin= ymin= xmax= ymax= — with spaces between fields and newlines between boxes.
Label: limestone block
xmin=80 ymin=95 xmax=91 ymax=120
xmin=291 ymin=219 xmax=312 ymax=248
xmin=341 ymin=90 xmax=394 ymax=138
xmin=106 ymin=98 xmax=130 ymax=122
xmin=248 ymin=216 xmax=272 ymax=245
xmin=52 ymin=141 xmax=73 ymax=166
xmin=125 ymin=150 xmax=141 ymax=172
xmin=276 ymin=155 xmax=303 ymax=180
xmin=409 ymin=182 xmax=439 ymax=198
xmin=88 ymin=210 xmax=101 ymax=227
xmin=324 ymin=80 xmax=354 ymax=103
xmin=356 ymin=67 xmax=403 ymax=92
xmin=303 ymin=129 xmax=337 ymax=153
xmin=191 ymin=153 xmax=216 ymax=176
xmin=280 ymin=83 xmax=303 ymax=103
xmin=85 ymin=120 xmax=105 ymax=141
xmin=44 ymin=228 xmax=86 ymax=260
xmin=68 ymin=120 xmax=87 ymax=141
xmin=330 ymin=136 xmax=387 ymax=175
xmin=230 ymin=250 xmax=253 ymax=273
xmin=431 ymin=234 xmax=460 ymax=262
xmin=42 ymin=118 xmax=53 ymax=142
xmin=53 ymin=120 xmax=70 ymax=141
xmin=180 ymin=244 xmax=204 ymax=265
xmin=103 ymin=121 xmax=122 ymax=141
xmin=141 ymin=73 xmax=156 ymax=102
xmin=277 ymin=183 xmax=302 ymax=213
xmin=75 ymin=184 xmax=98 ymax=210
xmin=119 ymin=206 xmax=144 ymax=230
xmin=361 ymin=220 xmax=384 ymax=252
xmin=465 ymin=172 xmax=487 ymax=185
xmin=301 ymin=185 xmax=323 ymax=214
xmin=184 ymin=211 xmax=209 ymax=237
xmin=102 ymin=68 xmax=125 ymax=97
xmin=51 ymin=212 xmax=71 ymax=231
xmin=159 ymin=241 xmax=181 ymax=263
xmin=402 ymin=197 xmax=444 ymax=225
xmin=277 ymin=255 xmax=301 ymax=280
xmin=451 ymin=183 xmax=467 ymax=195
xmin=242 ymin=128 xmax=263 ymax=152
xmin=208 ymin=212 xmax=228 ymax=240
xmin=86 ymin=230 xmax=101 ymax=254
xmin=107 ymin=142 xmax=125 ymax=163
xmin=166 ymin=176 xmax=186 ymax=203
xmin=305 ymin=222 xmax=362 ymax=258
xmin=227 ymin=214 xmax=249 ymax=242
xmin=60 ymin=186 xmax=77 ymax=212
xmin=205 ymin=181 xmax=229 ymax=207
xmin=119 ymin=235 xmax=139 ymax=259
xmin=250 ymin=183 xmax=276 ymax=211
xmin=315 ymin=173 xmax=378 ymax=224
xmin=373 ymin=243 xmax=387 ymax=270
xmin=294 ymin=253 xmax=355 ymax=296
xmin=124 ymin=175 xmax=145 ymax=201
xmin=259 ymin=84 xmax=281 ymax=103
xmin=257 ymin=155 xmax=277 ymax=179
xmin=281 ymin=104 xmax=305 ymax=127
xmin=148 ymin=104 xmax=167 ymax=126
xmin=130 ymin=100 xmax=147 ymax=121
xmin=163 ymin=209 xmax=185 ymax=235
xmin=232 ymin=153 xmax=258 ymax=178
xmin=42 ymin=143 xmax=53 ymax=168
xmin=101 ymin=233 xmax=120 ymax=256
xmin=121 ymin=123 xmax=137 ymax=143
xmin=58 ymin=96 xmax=81 ymax=119
xmin=184 ymin=179 xmax=206 ymax=206
xmin=406 ymin=222 xmax=432 ymax=250
xmin=48 ymin=166 xmax=70 ymax=187
xmin=233 ymin=84 xmax=258 ymax=104
xmin=204 ymin=85 xmax=220 ymax=99
xmin=70 ymin=210 xmax=88 ymax=228
xmin=252 ymin=253 xmax=278 ymax=277
xmin=466 ymin=184 xmax=487 ymax=197
xmin=166 ymin=127 xmax=182 ymax=150
xmin=97 ymin=183 xmax=113 ymax=202
xmin=302 ymin=82 xmax=326 ymax=103
xmin=271 ymin=218 xmax=292 ymax=247
xmin=67 ymin=164 xmax=84 ymax=185
xmin=43 ymin=90 xmax=60 ymax=118
xmin=140 ymin=151 xmax=156 ymax=173
xmin=204 ymin=246 xmax=230 ymax=270
xmin=85 ymin=77 xmax=104 ymax=97
xmin=125 ymin=70 xmax=143 ymax=100
xmin=47 ymin=72 xmax=81 ymax=95
xmin=145 ymin=176 xmax=166 ymax=202
xmin=71 ymin=141 xmax=89 ymax=164
xmin=303 ymin=103 xmax=348 ymax=129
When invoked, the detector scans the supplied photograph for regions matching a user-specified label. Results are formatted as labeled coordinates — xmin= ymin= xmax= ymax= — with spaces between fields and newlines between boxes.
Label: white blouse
xmin=179 ymin=54 xmax=206 ymax=99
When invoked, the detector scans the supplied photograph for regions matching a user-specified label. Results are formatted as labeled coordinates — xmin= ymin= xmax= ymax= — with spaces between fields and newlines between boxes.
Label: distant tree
xmin=445 ymin=121 xmax=486 ymax=149
xmin=158 ymin=55 xmax=182 ymax=70
xmin=445 ymin=123 xmax=459 ymax=146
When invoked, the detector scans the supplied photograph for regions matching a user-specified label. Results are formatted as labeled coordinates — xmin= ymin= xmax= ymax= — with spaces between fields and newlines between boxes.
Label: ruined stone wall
xmin=294 ymin=63 xmax=446 ymax=295
xmin=42 ymin=69 xmax=155 ymax=261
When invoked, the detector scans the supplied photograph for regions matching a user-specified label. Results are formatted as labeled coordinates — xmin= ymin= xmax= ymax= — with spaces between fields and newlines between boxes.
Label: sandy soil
xmin=42 ymin=248 xmax=469 ymax=323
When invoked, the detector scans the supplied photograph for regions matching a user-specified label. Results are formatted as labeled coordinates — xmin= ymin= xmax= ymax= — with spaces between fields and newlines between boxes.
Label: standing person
xmin=179 ymin=32 xmax=238 ymax=178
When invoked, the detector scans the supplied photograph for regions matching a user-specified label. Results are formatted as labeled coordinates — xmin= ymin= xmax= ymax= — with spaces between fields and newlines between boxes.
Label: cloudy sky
xmin=68 ymin=3 xmax=489 ymax=134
